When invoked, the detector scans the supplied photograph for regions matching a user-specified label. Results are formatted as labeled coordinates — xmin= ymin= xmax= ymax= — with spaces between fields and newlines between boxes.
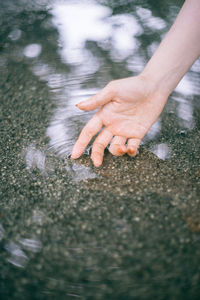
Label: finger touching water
xmin=109 ymin=136 xmax=127 ymax=156
xmin=127 ymin=138 xmax=141 ymax=157
xmin=91 ymin=128 xmax=113 ymax=167
xmin=71 ymin=114 xmax=102 ymax=159
xmin=71 ymin=75 xmax=168 ymax=166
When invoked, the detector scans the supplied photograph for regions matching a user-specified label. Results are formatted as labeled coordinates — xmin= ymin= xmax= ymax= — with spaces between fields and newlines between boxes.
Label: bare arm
xmin=71 ymin=0 xmax=200 ymax=167
xmin=142 ymin=0 xmax=200 ymax=96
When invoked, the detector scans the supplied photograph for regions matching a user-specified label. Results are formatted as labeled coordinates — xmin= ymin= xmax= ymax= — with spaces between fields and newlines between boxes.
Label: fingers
xmin=109 ymin=136 xmax=127 ymax=156
xmin=76 ymin=84 xmax=114 ymax=111
xmin=127 ymin=138 xmax=141 ymax=157
xmin=91 ymin=128 xmax=113 ymax=167
xmin=71 ymin=115 xmax=102 ymax=159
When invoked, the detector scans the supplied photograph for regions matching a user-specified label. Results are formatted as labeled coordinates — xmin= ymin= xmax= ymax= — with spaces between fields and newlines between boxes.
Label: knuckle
xmin=109 ymin=145 xmax=117 ymax=155
xmin=86 ymin=127 xmax=94 ymax=137
xmin=94 ymin=142 xmax=105 ymax=150
xmin=92 ymin=142 xmax=105 ymax=155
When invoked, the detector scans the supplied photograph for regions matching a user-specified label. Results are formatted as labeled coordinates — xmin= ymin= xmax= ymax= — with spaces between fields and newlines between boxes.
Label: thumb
xmin=76 ymin=84 xmax=114 ymax=111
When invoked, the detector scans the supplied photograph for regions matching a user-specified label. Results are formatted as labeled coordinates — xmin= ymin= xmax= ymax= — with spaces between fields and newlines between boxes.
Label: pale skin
xmin=71 ymin=0 xmax=200 ymax=167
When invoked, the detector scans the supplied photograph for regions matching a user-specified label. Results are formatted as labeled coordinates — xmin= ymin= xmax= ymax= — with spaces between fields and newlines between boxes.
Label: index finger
xmin=71 ymin=114 xmax=102 ymax=159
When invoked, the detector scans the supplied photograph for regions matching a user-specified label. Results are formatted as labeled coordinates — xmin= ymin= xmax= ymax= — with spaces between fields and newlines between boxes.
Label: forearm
xmin=141 ymin=0 xmax=200 ymax=97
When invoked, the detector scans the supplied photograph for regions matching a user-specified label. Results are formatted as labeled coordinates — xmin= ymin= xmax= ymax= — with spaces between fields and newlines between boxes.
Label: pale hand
xmin=71 ymin=75 xmax=168 ymax=167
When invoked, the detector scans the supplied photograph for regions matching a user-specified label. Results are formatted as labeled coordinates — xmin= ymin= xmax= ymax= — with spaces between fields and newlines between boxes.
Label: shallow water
xmin=0 ymin=0 xmax=200 ymax=299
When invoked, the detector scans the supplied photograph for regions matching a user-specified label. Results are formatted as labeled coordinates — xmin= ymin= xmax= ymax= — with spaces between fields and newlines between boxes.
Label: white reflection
xmin=177 ymin=102 xmax=194 ymax=129
xmin=146 ymin=16 xmax=166 ymax=30
xmin=126 ymin=54 xmax=145 ymax=73
xmin=146 ymin=119 xmax=161 ymax=140
xmin=25 ymin=144 xmax=46 ymax=171
xmin=109 ymin=14 xmax=142 ymax=61
xmin=24 ymin=43 xmax=42 ymax=58
xmin=67 ymin=162 xmax=97 ymax=182
xmin=46 ymin=122 xmax=69 ymax=155
xmin=46 ymin=89 xmax=96 ymax=156
xmin=51 ymin=1 xmax=111 ymax=64
xmin=5 ymin=241 xmax=28 ymax=268
xmin=136 ymin=7 xmax=166 ymax=30
xmin=51 ymin=1 xmax=142 ymax=64
xmin=8 ymin=28 xmax=22 ymax=41
xmin=151 ymin=143 xmax=170 ymax=160
xmin=147 ymin=41 xmax=159 ymax=56
xmin=136 ymin=7 xmax=151 ymax=20
xmin=19 ymin=238 xmax=41 ymax=253
xmin=47 ymin=73 xmax=67 ymax=90
xmin=32 ymin=62 xmax=52 ymax=79
xmin=32 ymin=61 xmax=69 ymax=91
xmin=175 ymin=75 xmax=194 ymax=95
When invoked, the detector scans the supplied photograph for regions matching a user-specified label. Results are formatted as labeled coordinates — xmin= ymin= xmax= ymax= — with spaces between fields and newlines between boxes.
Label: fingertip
xmin=76 ymin=102 xmax=87 ymax=110
xmin=121 ymin=145 xmax=127 ymax=154
xmin=94 ymin=161 xmax=102 ymax=167
xmin=109 ymin=144 xmax=127 ymax=156
xmin=71 ymin=148 xmax=81 ymax=159
xmin=92 ymin=158 xmax=102 ymax=167
xmin=91 ymin=153 xmax=103 ymax=167
xmin=127 ymin=146 xmax=138 ymax=157
xmin=70 ymin=153 xmax=79 ymax=159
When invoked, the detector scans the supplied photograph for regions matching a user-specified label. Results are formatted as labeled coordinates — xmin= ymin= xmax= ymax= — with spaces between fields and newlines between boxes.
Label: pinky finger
xmin=127 ymin=138 xmax=141 ymax=157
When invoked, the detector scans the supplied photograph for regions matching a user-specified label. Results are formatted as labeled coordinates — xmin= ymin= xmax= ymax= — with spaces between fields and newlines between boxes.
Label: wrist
xmin=138 ymin=71 xmax=171 ymax=100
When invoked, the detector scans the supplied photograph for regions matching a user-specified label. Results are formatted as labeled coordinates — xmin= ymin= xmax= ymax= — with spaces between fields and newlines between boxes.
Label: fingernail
xmin=92 ymin=157 xmax=102 ymax=167
xmin=71 ymin=151 xmax=79 ymax=159
xmin=118 ymin=147 xmax=125 ymax=154
xmin=76 ymin=101 xmax=86 ymax=107
xmin=94 ymin=161 xmax=101 ymax=167
xmin=127 ymin=146 xmax=137 ymax=156
xmin=121 ymin=145 xmax=127 ymax=153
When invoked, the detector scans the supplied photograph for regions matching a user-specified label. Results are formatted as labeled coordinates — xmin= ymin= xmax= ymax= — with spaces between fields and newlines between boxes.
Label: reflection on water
xmin=136 ymin=6 xmax=166 ymax=30
xmin=5 ymin=241 xmax=28 ymax=268
xmin=25 ymin=144 xmax=46 ymax=172
xmin=5 ymin=237 xmax=41 ymax=268
xmin=177 ymin=101 xmax=194 ymax=129
xmin=19 ymin=238 xmax=41 ymax=253
xmin=8 ymin=28 xmax=22 ymax=41
xmin=51 ymin=1 xmax=112 ymax=64
xmin=145 ymin=119 xmax=161 ymax=140
xmin=151 ymin=143 xmax=170 ymax=160
xmin=24 ymin=43 xmax=42 ymax=58
xmin=66 ymin=161 xmax=97 ymax=182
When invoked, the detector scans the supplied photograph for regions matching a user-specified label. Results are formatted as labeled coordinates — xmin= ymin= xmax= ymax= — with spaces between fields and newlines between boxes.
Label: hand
xmin=71 ymin=75 xmax=168 ymax=167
